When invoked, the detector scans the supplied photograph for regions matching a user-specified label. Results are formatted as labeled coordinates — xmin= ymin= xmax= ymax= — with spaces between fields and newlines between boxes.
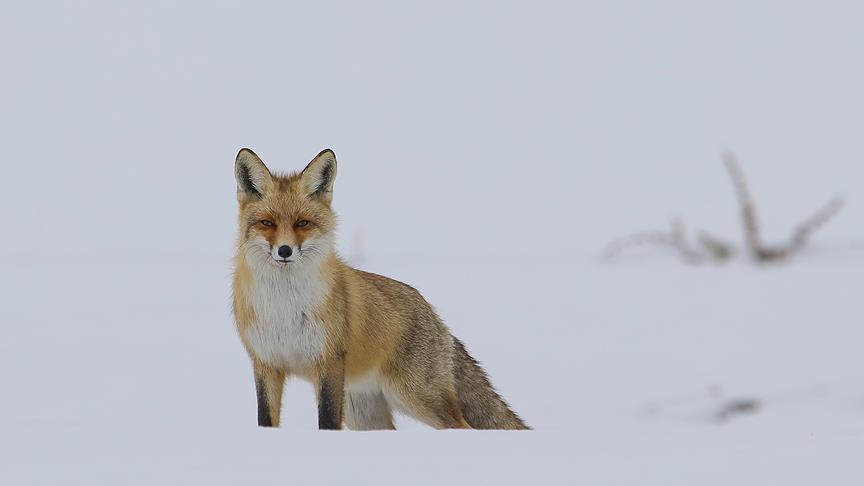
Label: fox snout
xmin=271 ymin=244 xmax=295 ymax=263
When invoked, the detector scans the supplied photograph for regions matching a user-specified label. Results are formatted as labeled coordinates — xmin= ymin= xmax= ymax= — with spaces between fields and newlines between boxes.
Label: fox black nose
xmin=277 ymin=245 xmax=292 ymax=258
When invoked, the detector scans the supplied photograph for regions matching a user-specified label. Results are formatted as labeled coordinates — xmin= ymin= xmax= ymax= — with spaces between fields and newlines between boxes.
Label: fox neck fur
xmin=241 ymin=242 xmax=332 ymax=374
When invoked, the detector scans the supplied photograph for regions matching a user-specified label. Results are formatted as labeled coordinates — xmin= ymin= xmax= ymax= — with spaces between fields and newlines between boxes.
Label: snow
xmin=2 ymin=1 xmax=864 ymax=484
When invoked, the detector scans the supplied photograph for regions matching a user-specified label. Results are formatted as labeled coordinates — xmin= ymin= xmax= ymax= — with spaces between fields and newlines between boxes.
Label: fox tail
xmin=452 ymin=337 xmax=530 ymax=430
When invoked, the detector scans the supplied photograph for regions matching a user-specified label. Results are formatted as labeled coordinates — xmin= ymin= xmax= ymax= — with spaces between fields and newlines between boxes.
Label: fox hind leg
xmin=384 ymin=380 xmax=471 ymax=430
xmin=345 ymin=391 xmax=396 ymax=430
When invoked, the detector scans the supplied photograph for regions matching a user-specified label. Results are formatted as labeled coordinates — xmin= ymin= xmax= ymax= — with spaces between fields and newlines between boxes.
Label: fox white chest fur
xmin=243 ymin=262 xmax=329 ymax=373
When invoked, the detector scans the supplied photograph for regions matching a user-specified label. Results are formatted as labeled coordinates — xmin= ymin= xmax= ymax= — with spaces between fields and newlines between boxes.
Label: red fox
xmin=232 ymin=148 xmax=528 ymax=430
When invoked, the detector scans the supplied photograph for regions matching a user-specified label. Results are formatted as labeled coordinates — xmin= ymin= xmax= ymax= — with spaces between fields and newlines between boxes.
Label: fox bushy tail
xmin=452 ymin=337 xmax=530 ymax=430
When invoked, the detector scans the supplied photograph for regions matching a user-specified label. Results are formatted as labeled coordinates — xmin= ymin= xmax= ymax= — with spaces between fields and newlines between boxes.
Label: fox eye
xmin=260 ymin=220 xmax=275 ymax=228
xmin=295 ymin=220 xmax=310 ymax=228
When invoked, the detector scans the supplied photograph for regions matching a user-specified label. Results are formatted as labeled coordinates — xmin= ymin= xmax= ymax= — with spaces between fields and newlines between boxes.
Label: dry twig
xmin=723 ymin=152 xmax=845 ymax=263
xmin=606 ymin=153 xmax=844 ymax=265
xmin=604 ymin=219 xmax=733 ymax=264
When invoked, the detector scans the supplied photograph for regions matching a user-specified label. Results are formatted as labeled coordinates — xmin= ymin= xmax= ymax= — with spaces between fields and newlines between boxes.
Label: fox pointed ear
xmin=235 ymin=148 xmax=273 ymax=200
xmin=300 ymin=149 xmax=337 ymax=204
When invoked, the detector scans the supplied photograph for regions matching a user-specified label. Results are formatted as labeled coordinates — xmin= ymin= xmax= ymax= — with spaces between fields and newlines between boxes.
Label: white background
xmin=1 ymin=1 xmax=862 ymax=484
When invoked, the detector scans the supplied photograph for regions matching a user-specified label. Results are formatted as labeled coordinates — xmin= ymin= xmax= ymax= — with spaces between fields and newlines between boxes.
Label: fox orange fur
xmin=232 ymin=148 xmax=528 ymax=430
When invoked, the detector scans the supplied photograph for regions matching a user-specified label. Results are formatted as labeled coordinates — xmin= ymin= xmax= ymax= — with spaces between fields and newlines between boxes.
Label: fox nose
xmin=277 ymin=245 xmax=293 ymax=259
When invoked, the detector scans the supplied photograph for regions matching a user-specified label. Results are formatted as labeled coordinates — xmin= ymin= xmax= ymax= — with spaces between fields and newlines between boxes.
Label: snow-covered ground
xmin=2 ymin=1 xmax=863 ymax=484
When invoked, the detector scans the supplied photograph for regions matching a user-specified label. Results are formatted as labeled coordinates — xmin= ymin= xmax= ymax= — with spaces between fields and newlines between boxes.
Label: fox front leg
xmin=316 ymin=356 xmax=345 ymax=430
xmin=254 ymin=362 xmax=285 ymax=427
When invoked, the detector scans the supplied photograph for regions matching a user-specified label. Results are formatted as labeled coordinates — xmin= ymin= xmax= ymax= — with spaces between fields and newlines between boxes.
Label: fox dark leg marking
xmin=253 ymin=363 xmax=285 ymax=428
xmin=318 ymin=384 xmax=340 ymax=430
xmin=256 ymin=377 xmax=272 ymax=427
xmin=316 ymin=356 xmax=345 ymax=430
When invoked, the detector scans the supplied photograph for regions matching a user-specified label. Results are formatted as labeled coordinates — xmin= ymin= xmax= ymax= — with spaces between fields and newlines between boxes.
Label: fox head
xmin=234 ymin=148 xmax=337 ymax=270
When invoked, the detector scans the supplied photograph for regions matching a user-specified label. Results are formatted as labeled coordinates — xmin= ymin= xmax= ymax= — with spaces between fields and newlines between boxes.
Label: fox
xmin=232 ymin=148 xmax=529 ymax=430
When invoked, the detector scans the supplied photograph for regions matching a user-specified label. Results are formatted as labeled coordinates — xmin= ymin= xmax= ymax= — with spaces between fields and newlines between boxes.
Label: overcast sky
xmin=2 ymin=1 xmax=861 ymax=260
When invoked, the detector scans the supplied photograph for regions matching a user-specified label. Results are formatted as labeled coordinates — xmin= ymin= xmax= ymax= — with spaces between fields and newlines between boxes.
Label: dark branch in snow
xmin=605 ymin=153 xmax=844 ymax=265
xmin=724 ymin=152 xmax=845 ymax=263
xmin=713 ymin=398 xmax=761 ymax=423
xmin=604 ymin=219 xmax=733 ymax=264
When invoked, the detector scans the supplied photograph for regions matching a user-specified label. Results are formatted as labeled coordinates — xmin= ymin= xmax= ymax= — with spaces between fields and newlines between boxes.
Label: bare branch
xmin=604 ymin=219 xmax=727 ymax=264
xmin=787 ymin=197 xmax=845 ymax=253
xmin=669 ymin=219 xmax=710 ymax=263
xmin=713 ymin=398 xmax=761 ymax=424
xmin=723 ymin=152 xmax=763 ymax=257
xmin=603 ymin=226 xmax=678 ymax=260
xmin=696 ymin=231 xmax=735 ymax=261
xmin=606 ymin=153 xmax=845 ymax=266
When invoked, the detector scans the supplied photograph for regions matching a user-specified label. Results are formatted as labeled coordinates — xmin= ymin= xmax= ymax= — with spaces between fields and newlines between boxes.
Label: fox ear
xmin=300 ymin=149 xmax=337 ymax=203
xmin=235 ymin=148 xmax=272 ymax=200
